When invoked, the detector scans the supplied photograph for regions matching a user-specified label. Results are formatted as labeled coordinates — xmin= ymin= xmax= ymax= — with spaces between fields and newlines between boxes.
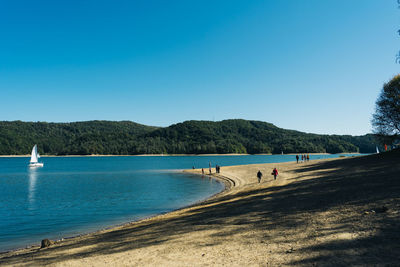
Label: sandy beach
xmin=1 ymin=151 xmax=399 ymax=266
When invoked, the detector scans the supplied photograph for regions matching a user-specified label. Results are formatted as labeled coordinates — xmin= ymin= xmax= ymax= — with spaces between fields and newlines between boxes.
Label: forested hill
xmin=0 ymin=120 xmax=377 ymax=155
xmin=0 ymin=121 xmax=157 ymax=155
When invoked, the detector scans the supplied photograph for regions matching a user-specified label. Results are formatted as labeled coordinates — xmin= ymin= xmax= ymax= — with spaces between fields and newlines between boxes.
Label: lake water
xmin=0 ymin=154 xmax=362 ymax=252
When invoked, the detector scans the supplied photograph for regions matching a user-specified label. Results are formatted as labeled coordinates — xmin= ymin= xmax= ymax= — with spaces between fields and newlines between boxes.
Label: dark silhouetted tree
xmin=372 ymin=75 xmax=400 ymax=140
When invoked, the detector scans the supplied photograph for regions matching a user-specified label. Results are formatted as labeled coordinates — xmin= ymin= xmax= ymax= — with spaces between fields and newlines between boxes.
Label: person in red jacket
xmin=272 ymin=168 xmax=278 ymax=180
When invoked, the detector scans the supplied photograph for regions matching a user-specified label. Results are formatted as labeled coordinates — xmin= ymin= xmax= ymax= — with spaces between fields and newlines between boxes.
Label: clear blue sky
xmin=0 ymin=0 xmax=398 ymax=135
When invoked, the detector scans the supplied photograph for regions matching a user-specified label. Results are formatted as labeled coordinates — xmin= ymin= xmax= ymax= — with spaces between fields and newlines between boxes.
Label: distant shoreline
xmin=0 ymin=152 xmax=363 ymax=158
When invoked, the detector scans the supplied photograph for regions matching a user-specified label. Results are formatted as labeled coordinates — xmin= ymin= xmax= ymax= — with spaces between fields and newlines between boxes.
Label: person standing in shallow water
xmin=296 ymin=155 xmax=299 ymax=163
xmin=257 ymin=170 xmax=263 ymax=183
xmin=272 ymin=168 xmax=278 ymax=180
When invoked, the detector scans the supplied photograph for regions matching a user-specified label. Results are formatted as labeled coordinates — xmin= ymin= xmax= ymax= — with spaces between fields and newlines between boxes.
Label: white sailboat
xmin=376 ymin=146 xmax=380 ymax=154
xmin=29 ymin=144 xmax=44 ymax=167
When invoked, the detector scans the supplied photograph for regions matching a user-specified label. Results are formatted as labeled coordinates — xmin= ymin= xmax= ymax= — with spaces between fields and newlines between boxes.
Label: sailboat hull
xmin=29 ymin=162 xmax=44 ymax=167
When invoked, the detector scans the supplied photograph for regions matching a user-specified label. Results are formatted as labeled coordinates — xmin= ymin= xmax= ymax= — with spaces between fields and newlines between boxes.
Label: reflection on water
xmin=28 ymin=168 xmax=38 ymax=209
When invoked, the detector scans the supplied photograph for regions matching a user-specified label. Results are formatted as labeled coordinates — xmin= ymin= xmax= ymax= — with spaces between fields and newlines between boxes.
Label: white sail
xmin=30 ymin=145 xmax=38 ymax=163
xmin=29 ymin=145 xmax=43 ymax=167
xmin=376 ymin=146 xmax=380 ymax=154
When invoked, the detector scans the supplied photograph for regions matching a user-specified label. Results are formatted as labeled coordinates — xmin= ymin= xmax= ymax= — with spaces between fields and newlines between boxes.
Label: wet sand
xmin=1 ymin=151 xmax=399 ymax=266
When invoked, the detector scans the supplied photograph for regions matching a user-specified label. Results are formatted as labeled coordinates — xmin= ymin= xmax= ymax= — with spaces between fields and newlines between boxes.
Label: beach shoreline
xmin=1 ymin=152 xmax=399 ymax=266
xmin=0 ymin=154 xmax=362 ymax=253
xmin=0 ymin=155 xmax=358 ymax=252
xmin=0 ymin=158 xmax=353 ymax=255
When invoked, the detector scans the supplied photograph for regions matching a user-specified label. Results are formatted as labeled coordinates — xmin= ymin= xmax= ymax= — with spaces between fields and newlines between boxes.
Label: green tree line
xmin=0 ymin=119 xmax=377 ymax=155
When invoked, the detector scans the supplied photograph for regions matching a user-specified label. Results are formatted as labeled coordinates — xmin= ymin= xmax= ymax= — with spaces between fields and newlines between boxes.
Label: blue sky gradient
xmin=0 ymin=0 xmax=398 ymax=135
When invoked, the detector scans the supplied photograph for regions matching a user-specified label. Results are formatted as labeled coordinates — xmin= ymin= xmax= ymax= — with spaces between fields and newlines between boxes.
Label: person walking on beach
xmin=257 ymin=170 xmax=263 ymax=183
xmin=201 ymin=168 xmax=204 ymax=175
xmin=296 ymin=155 xmax=299 ymax=163
xmin=272 ymin=168 xmax=278 ymax=180
xmin=307 ymin=154 xmax=310 ymax=161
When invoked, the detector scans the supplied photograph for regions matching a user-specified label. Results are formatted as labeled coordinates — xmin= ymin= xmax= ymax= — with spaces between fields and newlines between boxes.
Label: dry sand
xmin=1 ymin=152 xmax=399 ymax=266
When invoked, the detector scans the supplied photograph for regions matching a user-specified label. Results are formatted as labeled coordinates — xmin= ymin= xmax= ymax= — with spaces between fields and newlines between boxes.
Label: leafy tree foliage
xmin=372 ymin=75 xmax=400 ymax=141
xmin=0 ymin=119 xmax=376 ymax=155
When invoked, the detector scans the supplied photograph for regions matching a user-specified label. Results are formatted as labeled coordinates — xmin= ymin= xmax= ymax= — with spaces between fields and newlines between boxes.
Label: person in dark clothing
xmin=257 ymin=170 xmax=263 ymax=183
xmin=272 ymin=168 xmax=278 ymax=180
xmin=296 ymin=155 xmax=299 ymax=163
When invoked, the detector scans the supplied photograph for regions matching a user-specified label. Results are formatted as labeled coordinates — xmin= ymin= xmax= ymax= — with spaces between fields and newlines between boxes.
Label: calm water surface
xmin=0 ymin=154 xmax=362 ymax=251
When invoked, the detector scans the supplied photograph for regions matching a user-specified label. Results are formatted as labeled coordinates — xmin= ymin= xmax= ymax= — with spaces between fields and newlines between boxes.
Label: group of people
xmin=200 ymin=162 xmax=221 ymax=175
xmin=296 ymin=154 xmax=310 ymax=163
xmin=257 ymin=167 xmax=278 ymax=183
